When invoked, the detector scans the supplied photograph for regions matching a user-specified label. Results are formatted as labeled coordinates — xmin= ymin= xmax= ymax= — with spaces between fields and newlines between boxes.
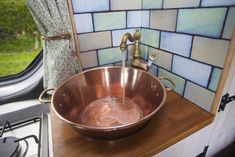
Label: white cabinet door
xmin=154 ymin=139 xmax=187 ymax=157
xmin=206 ymin=50 xmax=235 ymax=157
xmin=154 ymin=125 xmax=213 ymax=157
xmin=206 ymin=124 xmax=235 ymax=157
xmin=183 ymin=125 xmax=213 ymax=157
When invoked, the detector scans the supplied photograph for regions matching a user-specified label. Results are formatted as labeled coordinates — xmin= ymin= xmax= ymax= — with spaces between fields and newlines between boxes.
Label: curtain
xmin=26 ymin=0 xmax=82 ymax=89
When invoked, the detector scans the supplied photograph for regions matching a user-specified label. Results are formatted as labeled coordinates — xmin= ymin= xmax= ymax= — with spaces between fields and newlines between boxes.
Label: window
xmin=0 ymin=0 xmax=41 ymax=78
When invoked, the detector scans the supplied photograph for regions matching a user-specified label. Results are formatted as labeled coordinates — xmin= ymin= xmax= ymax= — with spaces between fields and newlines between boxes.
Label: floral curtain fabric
xmin=26 ymin=0 xmax=82 ymax=89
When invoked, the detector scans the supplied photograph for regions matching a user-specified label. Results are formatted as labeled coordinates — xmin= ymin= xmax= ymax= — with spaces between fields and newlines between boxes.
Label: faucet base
xmin=131 ymin=59 xmax=148 ymax=71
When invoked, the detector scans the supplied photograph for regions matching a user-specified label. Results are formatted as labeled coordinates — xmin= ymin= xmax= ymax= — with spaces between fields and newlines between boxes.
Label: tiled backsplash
xmin=72 ymin=0 xmax=235 ymax=112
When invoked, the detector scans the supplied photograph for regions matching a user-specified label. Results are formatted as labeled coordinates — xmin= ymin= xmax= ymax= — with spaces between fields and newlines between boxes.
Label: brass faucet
xmin=120 ymin=29 xmax=141 ymax=51
xmin=120 ymin=29 xmax=156 ymax=71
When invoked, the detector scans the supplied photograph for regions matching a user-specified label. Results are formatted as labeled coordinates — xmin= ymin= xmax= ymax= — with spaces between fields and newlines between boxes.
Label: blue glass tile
xmin=112 ymin=29 xmax=135 ymax=47
xmin=74 ymin=14 xmax=93 ymax=33
xmin=98 ymin=47 xmax=123 ymax=65
xmin=72 ymin=0 xmax=109 ymax=13
xmin=140 ymin=45 xmax=149 ymax=60
xmin=172 ymin=56 xmax=212 ymax=87
xmin=148 ymin=64 xmax=158 ymax=76
xmin=142 ymin=0 xmax=162 ymax=9
xmin=160 ymin=32 xmax=192 ymax=57
xmin=141 ymin=29 xmax=160 ymax=48
xmin=127 ymin=11 xmax=142 ymax=28
xmin=209 ymin=68 xmax=222 ymax=92
xmin=127 ymin=11 xmax=149 ymax=28
xmin=94 ymin=12 xmax=126 ymax=31
xmin=177 ymin=8 xmax=227 ymax=38
xmin=202 ymin=0 xmax=235 ymax=6
xmin=141 ymin=11 xmax=150 ymax=27
xmin=158 ymin=68 xmax=185 ymax=95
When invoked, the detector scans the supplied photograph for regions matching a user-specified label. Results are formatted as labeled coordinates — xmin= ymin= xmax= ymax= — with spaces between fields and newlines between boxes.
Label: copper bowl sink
xmin=44 ymin=67 xmax=173 ymax=139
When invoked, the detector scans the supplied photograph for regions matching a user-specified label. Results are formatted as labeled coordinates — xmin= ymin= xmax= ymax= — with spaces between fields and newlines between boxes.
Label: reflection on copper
xmin=51 ymin=67 xmax=167 ymax=139
xmin=131 ymin=69 xmax=138 ymax=89
xmin=104 ymin=69 xmax=110 ymax=88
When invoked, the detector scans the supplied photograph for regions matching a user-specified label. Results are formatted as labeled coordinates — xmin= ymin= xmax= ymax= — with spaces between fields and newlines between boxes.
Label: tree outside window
xmin=0 ymin=0 xmax=41 ymax=77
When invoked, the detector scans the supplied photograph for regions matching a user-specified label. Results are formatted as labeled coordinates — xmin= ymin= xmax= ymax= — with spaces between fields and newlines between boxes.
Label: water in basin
xmin=79 ymin=96 xmax=143 ymax=127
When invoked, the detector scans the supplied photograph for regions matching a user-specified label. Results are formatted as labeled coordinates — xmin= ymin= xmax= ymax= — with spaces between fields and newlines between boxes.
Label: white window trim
xmin=0 ymin=65 xmax=43 ymax=101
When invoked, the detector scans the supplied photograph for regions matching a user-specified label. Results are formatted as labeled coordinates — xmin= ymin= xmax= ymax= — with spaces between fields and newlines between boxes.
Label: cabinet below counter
xmin=50 ymin=91 xmax=214 ymax=157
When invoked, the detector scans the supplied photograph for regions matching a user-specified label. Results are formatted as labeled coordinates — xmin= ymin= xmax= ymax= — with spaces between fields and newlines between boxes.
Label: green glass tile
xmin=140 ymin=44 xmax=149 ymax=60
xmin=141 ymin=29 xmax=160 ymax=48
xmin=177 ymin=8 xmax=227 ymax=38
xmin=98 ymin=47 xmax=123 ymax=65
xmin=111 ymin=0 xmax=141 ymax=10
xmin=94 ymin=12 xmax=126 ymax=31
xmin=164 ymin=0 xmax=200 ymax=8
xmin=158 ymin=68 xmax=186 ymax=95
xmin=142 ymin=0 xmax=162 ymax=9
xmin=209 ymin=68 xmax=222 ymax=92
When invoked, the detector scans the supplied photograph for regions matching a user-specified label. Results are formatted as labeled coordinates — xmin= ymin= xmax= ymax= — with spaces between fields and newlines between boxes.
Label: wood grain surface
xmin=51 ymin=91 xmax=214 ymax=157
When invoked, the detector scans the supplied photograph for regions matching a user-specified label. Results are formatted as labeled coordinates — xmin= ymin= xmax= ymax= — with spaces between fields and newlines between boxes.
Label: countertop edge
xmin=141 ymin=115 xmax=214 ymax=157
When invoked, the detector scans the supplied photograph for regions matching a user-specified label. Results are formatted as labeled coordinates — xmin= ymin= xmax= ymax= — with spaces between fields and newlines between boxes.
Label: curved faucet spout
xmin=120 ymin=30 xmax=141 ymax=51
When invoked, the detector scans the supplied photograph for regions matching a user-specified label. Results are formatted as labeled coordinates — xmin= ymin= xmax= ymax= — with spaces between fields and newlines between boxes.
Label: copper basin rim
xmin=50 ymin=67 xmax=168 ymax=139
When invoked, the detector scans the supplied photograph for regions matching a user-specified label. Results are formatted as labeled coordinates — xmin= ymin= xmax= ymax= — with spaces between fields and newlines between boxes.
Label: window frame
xmin=0 ymin=50 xmax=43 ymax=104
xmin=0 ymin=50 xmax=43 ymax=85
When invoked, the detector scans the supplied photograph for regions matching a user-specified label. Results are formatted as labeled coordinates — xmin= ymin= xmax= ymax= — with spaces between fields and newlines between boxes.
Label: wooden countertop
xmin=51 ymin=91 xmax=214 ymax=157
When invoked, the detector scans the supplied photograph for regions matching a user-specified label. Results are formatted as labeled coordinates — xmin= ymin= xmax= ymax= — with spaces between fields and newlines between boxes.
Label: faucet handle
xmin=134 ymin=29 xmax=141 ymax=40
xmin=147 ymin=52 xmax=157 ymax=67
xmin=150 ymin=52 xmax=157 ymax=59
